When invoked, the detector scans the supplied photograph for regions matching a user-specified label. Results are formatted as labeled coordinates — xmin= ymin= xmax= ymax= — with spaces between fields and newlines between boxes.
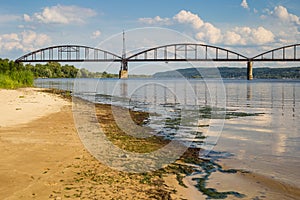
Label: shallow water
xmin=214 ymin=80 xmax=300 ymax=187
xmin=35 ymin=78 xmax=300 ymax=187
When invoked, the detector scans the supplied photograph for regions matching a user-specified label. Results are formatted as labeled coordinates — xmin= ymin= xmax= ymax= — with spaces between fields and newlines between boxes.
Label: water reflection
xmin=120 ymin=81 xmax=128 ymax=97
xmin=246 ymin=83 xmax=252 ymax=102
xmin=216 ymin=80 xmax=299 ymax=187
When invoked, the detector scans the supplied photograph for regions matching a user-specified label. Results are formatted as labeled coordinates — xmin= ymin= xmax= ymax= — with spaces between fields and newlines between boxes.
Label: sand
xmin=0 ymin=89 xmax=171 ymax=199
xmin=0 ymin=88 xmax=69 ymax=127
xmin=0 ymin=88 xmax=299 ymax=200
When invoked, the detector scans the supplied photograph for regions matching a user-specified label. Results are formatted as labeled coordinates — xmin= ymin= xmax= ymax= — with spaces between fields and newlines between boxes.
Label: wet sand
xmin=0 ymin=88 xmax=299 ymax=199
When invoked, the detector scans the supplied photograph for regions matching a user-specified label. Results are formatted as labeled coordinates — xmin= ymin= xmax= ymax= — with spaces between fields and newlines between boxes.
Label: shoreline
xmin=0 ymin=88 xmax=299 ymax=199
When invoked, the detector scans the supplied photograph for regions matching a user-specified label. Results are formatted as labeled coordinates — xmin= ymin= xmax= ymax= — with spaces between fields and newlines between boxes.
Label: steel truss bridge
xmin=15 ymin=43 xmax=300 ymax=80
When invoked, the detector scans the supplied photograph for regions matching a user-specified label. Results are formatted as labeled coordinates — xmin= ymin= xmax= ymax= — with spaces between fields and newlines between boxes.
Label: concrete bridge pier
xmin=247 ymin=61 xmax=253 ymax=80
xmin=119 ymin=69 xmax=128 ymax=79
xmin=119 ymin=60 xmax=128 ymax=79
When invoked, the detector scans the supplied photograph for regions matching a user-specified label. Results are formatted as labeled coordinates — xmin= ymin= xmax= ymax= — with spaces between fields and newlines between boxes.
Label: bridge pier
xmin=247 ymin=61 xmax=253 ymax=80
xmin=119 ymin=69 xmax=128 ymax=79
xmin=119 ymin=60 xmax=128 ymax=79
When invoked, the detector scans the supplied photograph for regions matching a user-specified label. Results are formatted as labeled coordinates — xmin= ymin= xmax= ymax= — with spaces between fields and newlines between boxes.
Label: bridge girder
xmin=127 ymin=43 xmax=248 ymax=62
xmin=15 ymin=43 xmax=300 ymax=64
xmin=252 ymin=44 xmax=300 ymax=61
xmin=15 ymin=45 xmax=122 ymax=63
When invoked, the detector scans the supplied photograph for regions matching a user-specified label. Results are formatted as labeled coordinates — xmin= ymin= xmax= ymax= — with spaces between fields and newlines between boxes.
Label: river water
xmin=35 ymin=78 xmax=300 ymax=187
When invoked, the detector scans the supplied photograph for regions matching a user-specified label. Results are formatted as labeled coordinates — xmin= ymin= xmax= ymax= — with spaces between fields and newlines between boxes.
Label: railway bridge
xmin=15 ymin=36 xmax=300 ymax=80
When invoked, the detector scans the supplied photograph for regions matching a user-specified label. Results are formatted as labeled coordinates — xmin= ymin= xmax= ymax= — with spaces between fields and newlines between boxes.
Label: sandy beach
xmin=0 ymin=88 xmax=69 ymax=127
xmin=0 ymin=88 xmax=299 ymax=199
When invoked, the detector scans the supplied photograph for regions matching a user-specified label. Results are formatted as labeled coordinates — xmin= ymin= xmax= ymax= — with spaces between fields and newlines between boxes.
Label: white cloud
xmin=1 ymin=33 xmax=20 ymax=42
xmin=0 ymin=31 xmax=51 ymax=52
xmin=173 ymin=10 xmax=223 ymax=44
xmin=228 ymin=26 xmax=275 ymax=45
xmin=223 ymin=31 xmax=243 ymax=45
xmin=241 ymin=0 xmax=249 ymax=9
xmin=139 ymin=16 xmax=172 ymax=25
xmin=23 ymin=14 xmax=31 ymax=22
xmin=196 ymin=23 xmax=222 ymax=44
xmin=137 ymin=10 xmax=276 ymax=46
xmin=251 ymin=26 xmax=275 ymax=44
xmin=273 ymin=5 xmax=300 ymax=25
xmin=259 ymin=5 xmax=300 ymax=44
xmin=29 ymin=4 xmax=96 ymax=24
xmin=173 ymin=10 xmax=274 ymax=45
xmin=173 ymin=10 xmax=204 ymax=29
xmin=91 ymin=30 xmax=101 ymax=39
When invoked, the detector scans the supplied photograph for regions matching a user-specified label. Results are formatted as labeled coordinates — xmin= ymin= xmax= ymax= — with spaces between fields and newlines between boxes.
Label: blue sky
xmin=0 ymin=0 xmax=299 ymax=73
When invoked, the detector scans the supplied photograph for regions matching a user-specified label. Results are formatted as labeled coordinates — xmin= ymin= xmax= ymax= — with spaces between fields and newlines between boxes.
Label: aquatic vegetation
xmin=78 ymin=102 xmax=249 ymax=199
xmin=199 ymin=106 xmax=264 ymax=119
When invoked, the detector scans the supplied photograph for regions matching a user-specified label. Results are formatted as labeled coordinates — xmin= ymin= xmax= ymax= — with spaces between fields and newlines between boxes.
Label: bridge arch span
xmin=126 ymin=43 xmax=248 ymax=62
xmin=252 ymin=44 xmax=300 ymax=61
xmin=15 ymin=45 xmax=122 ymax=63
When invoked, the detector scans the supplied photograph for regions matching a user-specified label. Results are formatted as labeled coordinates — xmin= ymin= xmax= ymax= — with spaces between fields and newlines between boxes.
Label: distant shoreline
xmin=153 ymin=66 xmax=300 ymax=79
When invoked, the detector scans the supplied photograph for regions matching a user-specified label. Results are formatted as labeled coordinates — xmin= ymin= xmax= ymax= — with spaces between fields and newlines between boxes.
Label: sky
xmin=0 ymin=0 xmax=299 ymax=74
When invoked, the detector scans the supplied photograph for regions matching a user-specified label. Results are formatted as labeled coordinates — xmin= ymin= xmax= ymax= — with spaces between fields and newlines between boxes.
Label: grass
xmin=0 ymin=71 xmax=34 ymax=89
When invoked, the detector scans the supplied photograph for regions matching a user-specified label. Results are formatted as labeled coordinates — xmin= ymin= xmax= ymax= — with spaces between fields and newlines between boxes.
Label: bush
xmin=0 ymin=74 xmax=16 ymax=89
xmin=10 ymin=70 xmax=34 ymax=86
xmin=0 ymin=71 xmax=34 ymax=89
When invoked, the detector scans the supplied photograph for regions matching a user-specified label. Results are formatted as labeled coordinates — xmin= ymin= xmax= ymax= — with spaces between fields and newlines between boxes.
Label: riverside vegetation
xmin=0 ymin=59 xmax=78 ymax=89
xmin=0 ymin=58 xmax=150 ymax=89
xmin=0 ymin=59 xmax=34 ymax=89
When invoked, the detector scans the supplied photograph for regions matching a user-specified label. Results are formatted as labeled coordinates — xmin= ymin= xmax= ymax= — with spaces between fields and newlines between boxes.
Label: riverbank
xmin=0 ymin=88 xmax=299 ymax=199
xmin=0 ymin=88 xmax=69 ymax=127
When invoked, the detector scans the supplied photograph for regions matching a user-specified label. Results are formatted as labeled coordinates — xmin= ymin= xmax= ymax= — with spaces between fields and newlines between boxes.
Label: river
xmin=35 ymin=78 xmax=300 ymax=188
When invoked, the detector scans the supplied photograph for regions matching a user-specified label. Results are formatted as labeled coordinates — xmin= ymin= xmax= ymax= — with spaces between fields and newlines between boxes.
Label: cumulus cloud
xmin=137 ymin=10 xmax=276 ymax=46
xmin=273 ymin=5 xmax=300 ymax=25
xmin=0 ymin=30 xmax=51 ymax=52
xmin=139 ymin=16 xmax=172 ymax=25
xmin=241 ymin=0 xmax=249 ymax=9
xmin=223 ymin=31 xmax=243 ymax=45
xmin=223 ymin=26 xmax=275 ymax=45
xmin=196 ymin=23 xmax=222 ymax=44
xmin=173 ymin=10 xmax=204 ymax=29
xmin=251 ymin=26 xmax=275 ymax=44
xmin=27 ymin=4 xmax=96 ymax=24
xmin=259 ymin=5 xmax=300 ymax=44
xmin=173 ymin=10 xmax=274 ymax=45
xmin=91 ymin=30 xmax=101 ymax=39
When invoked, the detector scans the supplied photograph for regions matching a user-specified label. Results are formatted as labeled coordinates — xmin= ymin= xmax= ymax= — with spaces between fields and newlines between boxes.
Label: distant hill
xmin=152 ymin=67 xmax=300 ymax=79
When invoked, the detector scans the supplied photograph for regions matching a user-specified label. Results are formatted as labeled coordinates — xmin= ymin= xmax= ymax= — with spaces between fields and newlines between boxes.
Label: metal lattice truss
xmin=15 ymin=43 xmax=300 ymax=63
xmin=252 ymin=44 xmax=300 ymax=61
xmin=16 ymin=45 xmax=122 ymax=63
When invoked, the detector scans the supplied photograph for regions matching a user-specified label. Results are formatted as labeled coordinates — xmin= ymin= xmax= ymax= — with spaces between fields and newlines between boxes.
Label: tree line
xmin=153 ymin=66 xmax=300 ymax=79
xmin=0 ymin=58 xmax=34 ymax=88
xmin=0 ymin=58 xmax=123 ymax=88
